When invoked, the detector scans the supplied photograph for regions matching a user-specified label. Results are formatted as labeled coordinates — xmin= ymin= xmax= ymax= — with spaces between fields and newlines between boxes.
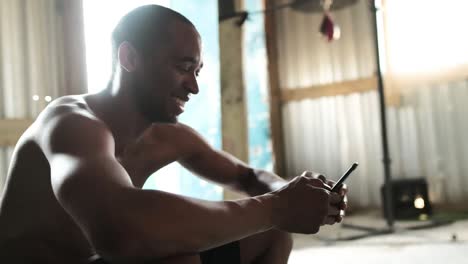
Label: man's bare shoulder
xmin=145 ymin=122 xmax=206 ymax=146
xmin=33 ymin=95 xmax=114 ymax=157
xmin=37 ymin=95 xmax=95 ymax=120
xmin=149 ymin=122 xmax=198 ymax=137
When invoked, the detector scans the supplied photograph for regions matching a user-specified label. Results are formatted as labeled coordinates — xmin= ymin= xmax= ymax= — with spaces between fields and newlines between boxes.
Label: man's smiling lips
xmin=172 ymin=95 xmax=189 ymax=113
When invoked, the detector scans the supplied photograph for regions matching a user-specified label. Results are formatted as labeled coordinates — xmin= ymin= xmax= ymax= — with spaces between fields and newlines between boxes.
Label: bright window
xmin=83 ymin=0 xmax=170 ymax=93
xmin=384 ymin=0 xmax=468 ymax=76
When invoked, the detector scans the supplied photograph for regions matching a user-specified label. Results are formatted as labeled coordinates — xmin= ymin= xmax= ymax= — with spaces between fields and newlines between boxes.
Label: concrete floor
xmin=289 ymin=210 xmax=468 ymax=264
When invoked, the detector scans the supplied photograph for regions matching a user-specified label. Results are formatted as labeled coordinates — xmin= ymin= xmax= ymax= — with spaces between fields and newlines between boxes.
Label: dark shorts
xmin=89 ymin=240 xmax=240 ymax=264
xmin=200 ymin=240 xmax=240 ymax=264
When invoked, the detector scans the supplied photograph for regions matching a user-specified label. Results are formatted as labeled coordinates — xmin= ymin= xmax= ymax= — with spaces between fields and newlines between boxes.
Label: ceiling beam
xmin=280 ymin=76 xmax=377 ymax=102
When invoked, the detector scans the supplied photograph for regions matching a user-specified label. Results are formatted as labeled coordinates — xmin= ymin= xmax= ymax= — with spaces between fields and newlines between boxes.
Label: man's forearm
xmin=100 ymin=188 xmax=275 ymax=260
xmin=239 ymin=168 xmax=288 ymax=196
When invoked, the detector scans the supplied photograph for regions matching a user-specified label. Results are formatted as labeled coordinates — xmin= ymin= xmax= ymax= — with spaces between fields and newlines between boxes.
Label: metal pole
xmin=371 ymin=0 xmax=394 ymax=230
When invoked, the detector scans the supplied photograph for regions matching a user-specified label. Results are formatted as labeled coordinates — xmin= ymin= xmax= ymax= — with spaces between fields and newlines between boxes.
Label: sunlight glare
xmin=385 ymin=0 xmax=468 ymax=75
xmin=83 ymin=0 xmax=170 ymax=93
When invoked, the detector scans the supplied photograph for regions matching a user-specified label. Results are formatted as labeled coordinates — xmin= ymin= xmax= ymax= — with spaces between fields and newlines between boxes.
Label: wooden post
xmin=264 ymin=0 xmax=286 ymax=177
xmin=219 ymin=0 xmax=249 ymax=200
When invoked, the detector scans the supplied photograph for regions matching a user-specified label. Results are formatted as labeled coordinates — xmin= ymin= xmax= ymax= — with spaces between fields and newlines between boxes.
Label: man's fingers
xmin=329 ymin=183 xmax=347 ymax=196
xmin=329 ymin=192 xmax=342 ymax=205
xmin=301 ymin=171 xmax=314 ymax=178
xmin=314 ymin=173 xmax=340 ymax=192
xmin=306 ymin=179 xmax=331 ymax=190
xmin=335 ymin=215 xmax=343 ymax=223
xmin=323 ymin=213 xmax=346 ymax=225
xmin=301 ymin=171 xmax=334 ymax=190
xmin=322 ymin=216 xmax=337 ymax=225
xmin=339 ymin=200 xmax=348 ymax=211
xmin=323 ymin=214 xmax=345 ymax=225
xmin=328 ymin=204 xmax=340 ymax=216
xmin=317 ymin=174 xmax=327 ymax=183
xmin=340 ymin=183 xmax=348 ymax=195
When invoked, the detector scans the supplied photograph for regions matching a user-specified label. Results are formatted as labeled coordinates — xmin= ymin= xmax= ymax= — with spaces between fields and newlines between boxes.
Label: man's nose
xmin=186 ymin=74 xmax=199 ymax=94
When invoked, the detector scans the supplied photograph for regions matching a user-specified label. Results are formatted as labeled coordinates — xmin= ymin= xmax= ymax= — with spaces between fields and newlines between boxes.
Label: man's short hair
xmin=110 ymin=5 xmax=194 ymax=75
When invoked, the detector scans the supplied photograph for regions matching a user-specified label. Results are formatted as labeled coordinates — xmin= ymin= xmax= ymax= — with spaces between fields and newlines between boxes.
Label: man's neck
xmin=85 ymin=84 xmax=151 ymax=151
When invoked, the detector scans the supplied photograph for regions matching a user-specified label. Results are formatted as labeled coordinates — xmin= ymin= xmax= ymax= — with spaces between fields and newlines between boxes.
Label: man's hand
xmin=304 ymin=171 xmax=348 ymax=223
xmin=269 ymin=171 xmax=347 ymax=234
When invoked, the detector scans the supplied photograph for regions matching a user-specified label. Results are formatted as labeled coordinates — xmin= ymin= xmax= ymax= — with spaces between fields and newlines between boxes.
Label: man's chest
xmin=114 ymin=140 xmax=187 ymax=187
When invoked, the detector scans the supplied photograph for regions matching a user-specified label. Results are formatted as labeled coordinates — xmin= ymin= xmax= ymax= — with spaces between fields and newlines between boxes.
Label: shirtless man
xmin=0 ymin=5 xmax=347 ymax=264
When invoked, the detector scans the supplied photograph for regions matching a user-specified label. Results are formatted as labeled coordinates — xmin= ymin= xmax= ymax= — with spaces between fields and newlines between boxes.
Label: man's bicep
xmin=40 ymin=111 xmax=134 ymax=241
xmin=49 ymin=154 xmax=131 ymax=217
xmin=40 ymin=111 xmax=130 ymax=200
xmin=50 ymin=154 xmax=132 ymax=206
xmin=49 ymin=153 xmax=136 ymax=253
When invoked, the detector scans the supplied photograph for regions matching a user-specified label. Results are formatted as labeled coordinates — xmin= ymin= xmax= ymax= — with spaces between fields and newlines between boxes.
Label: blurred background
xmin=1 ymin=0 xmax=467 ymax=263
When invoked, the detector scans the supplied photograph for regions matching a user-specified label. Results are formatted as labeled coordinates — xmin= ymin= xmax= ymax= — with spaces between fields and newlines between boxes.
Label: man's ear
xmin=118 ymin=41 xmax=140 ymax=72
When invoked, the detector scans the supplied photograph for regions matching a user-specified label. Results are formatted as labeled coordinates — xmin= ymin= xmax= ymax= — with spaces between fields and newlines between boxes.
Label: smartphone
xmin=331 ymin=162 xmax=359 ymax=192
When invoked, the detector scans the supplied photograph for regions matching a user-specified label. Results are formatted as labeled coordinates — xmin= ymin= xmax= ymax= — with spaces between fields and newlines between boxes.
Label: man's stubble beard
xmin=131 ymin=78 xmax=176 ymax=124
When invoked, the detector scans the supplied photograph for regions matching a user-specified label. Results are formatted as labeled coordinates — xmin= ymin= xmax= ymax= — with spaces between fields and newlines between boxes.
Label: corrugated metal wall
xmin=275 ymin=0 xmax=468 ymax=208
xmin=0 ymin=0 xmax=69 ymax=193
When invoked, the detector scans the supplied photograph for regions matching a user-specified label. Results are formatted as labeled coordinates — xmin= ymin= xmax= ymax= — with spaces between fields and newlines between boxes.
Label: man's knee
xmin=89 ymin=254 xmax=201 ymax=264
xmin=271 ymin=230 xmax=293 ymax=253
xmin=159 ymin=254 xmax=201 ymax=264
xmin=240 ymin=229 xmax=293 ymax=263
